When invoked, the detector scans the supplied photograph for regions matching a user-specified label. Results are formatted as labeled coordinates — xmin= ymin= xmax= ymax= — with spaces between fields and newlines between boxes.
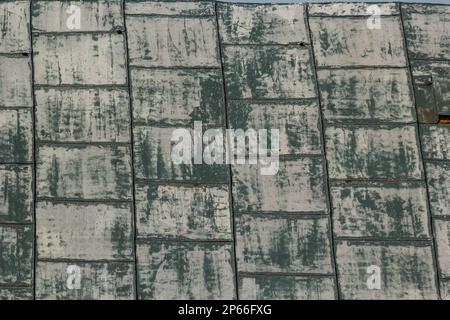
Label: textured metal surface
xmin=0 ymin=1 xmax=449 ymax=300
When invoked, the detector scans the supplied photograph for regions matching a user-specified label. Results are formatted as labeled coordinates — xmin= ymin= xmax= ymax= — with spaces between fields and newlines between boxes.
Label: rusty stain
xmin=439 ymin=117 xmax=450 ymax=124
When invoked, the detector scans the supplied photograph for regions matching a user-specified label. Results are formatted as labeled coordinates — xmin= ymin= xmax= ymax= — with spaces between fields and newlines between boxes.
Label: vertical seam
xmin=399 ymin=3 xmax=442 ymax=300
xmin=29 ymin=0 xmax=38 ymax=300
xmin=305 ymin=3 xmax=341 ymax=300
xmin=214 ymin=1 xmax=240 ymax=300
xmin=121 ymin=0 xmax=139 ymax=301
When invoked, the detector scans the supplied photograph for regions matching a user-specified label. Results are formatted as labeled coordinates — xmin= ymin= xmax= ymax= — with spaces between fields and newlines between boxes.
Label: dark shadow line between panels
xmin=214 ymin=1 xmax=240 ymax=301
xmin=317 ymin=65 xmax=408 ymax=70
xmin=238 ymin=271 xmax=336 ymax=278
xmin=221 ymin=42 xmax=311 ymax=47
xmin=226 ymin=97 xmax=318 ymax=103
xmin=36 ymin=141 xmax=133 ymax=147
xmin=29 ymin=0 xmax=38 ymax=301
xmin=0 ymin=162 xmax=34 ymax=166
xmin=0 ymin=283 xmax=33 ymax=289
xmin=129 ymin=65 xmax=221 ymax=70
xmin=329 ymin=178 xmax=426 ymax=184
xmin=125 ymin=14 xmax=216 ymax=19
xmin=121 ymin=0 xmax=140 ymax=301
xmin=36 ymin=197 xmax=133 ymax=205
xmin=34 ymin=84 xmax=129 ymax=90
xmin=134 ymin=179 xmax=230 ymax=187
xmin=431 ymin=216 xmax=450 ymax=222
xmin=334 ymin=237 xmax=434 ymax=243
xmin=37 ymin=258 xmax=135 ymax=264
xmin=321 ymin=122 xmax=421 ymax=128
xmin=0 ymin=106 xmax=33 ymax=110
xmin=399 ymin=2 xmax=442 ymax=300
xmin=131 ymin=122 xmax=228 ymax=129
xmin=305 ymin=4 xmax=341 ymax=300
xmin=234 ymin=211 xmax=330 ymax=217
xmin=0 ymin=52 xmax=32 ymax=57
xmin=308 ymin=14 xmax=401 ymax=19
xmin=409 ymin=58 xmax=450 ymax=63
xmin=136 ymin=237 xmax=235 ymax=244
xmin=425 ymin=159 xmax=450 ymax=164
xmin=32 ymin=30 xmax=125 ymax=36
xmin=324 ymin=121 xmax=419 ymax=126
xmin=0 ymin=222 xmax=35 ymax=227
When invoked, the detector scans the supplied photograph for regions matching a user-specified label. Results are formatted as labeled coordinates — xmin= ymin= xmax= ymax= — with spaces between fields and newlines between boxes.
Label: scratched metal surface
xmin=0 ymin=0 xmax=449 ymax=300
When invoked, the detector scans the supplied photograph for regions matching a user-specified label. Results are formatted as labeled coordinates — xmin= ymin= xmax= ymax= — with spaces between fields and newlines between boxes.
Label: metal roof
xmin=0 ymin=0 xmax=449 ymax=300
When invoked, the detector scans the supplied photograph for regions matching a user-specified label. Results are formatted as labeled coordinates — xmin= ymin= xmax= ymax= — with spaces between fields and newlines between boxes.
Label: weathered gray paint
xmin=0 ymin=1 xmax=30 ymax=54
xmin=239 ymin=275 xmax=336 ymax=300
xmin=402 ymin=4 xmax=450 ymax=60
xmin=219 ymin=1 xmax=335 ymax=300
xmin=131 ymin=68 xmax=225 ymax=127
xmin=33 ymin=33 xmax=127 ymax=85
xmin=32 ymin=0 xmax=123 ymax=33
xmin=137 ymin=242 xmax=235 ymax=299
xmin=336 ymin=241 xmax=438 ymax=299
xmin=0 ymin=56 xmax=32 ymax=107
xmin=0 ymin=225 xmax=33 ymax=286
xmin=309 ymin=3 xmax=399 ymax=16
xmin=440 ymin=280 xmax=450 ymax=300
xmin=127 ymin=1 xmax=236 ymax=301
xmin=223 ymin=45 xmax=316 ymax=99
xmin=426 ymin=162 xmax=450 ymax=217
xmin=318 ymin=68 xmax=415 ymax=123
xmin=218 ymin=3 xmax=308 ymax=44
xmin=27 ymin=1 xmax=137 ymax=300
xmin=228 ymin=100 xmax=322 ymax=156
xmin=411 ymin=60 xmax=450 ymax=119
xmin=326 ymin=125 xmax=423 ymax=180
xmin=434 ymin=218 xmax=450 ymax=277
xmin=133 ymin=126 xmax=228 ymax=182
xmin=232 ymin=159 xmax=328 ymax=213
xmin=37 ymin=145 xmax=132 ymax=200
xmin=309 ymin=16 xmax=407 ymax=67
xmin=420 ymin=125 xmax=450 ymax=160
xmin=236 ymin=215 xmax=333 ymax=273
xmin=0 ymin=109 xmax=33 ymax=163
xmin=126 ymin=16 xmax=220 ymax=68
xmin=0 ymin=1 xmax=449 ymax=300
xmin=36 ymin=261 xmax=135 ymax=300
xmin=35 ymin=88 xmax=131 ymax=143
xmin=0 ymin=0 xmax=35 ymax=300
xmin=36 ymin=201 xmax=133 ymax=260
xmin=135 ymin=183 xmax=232 ymax=240
xmin=126 ymin=1 xmax=215 ymax=16
xmin=0 ymin=287 xmax=33 ymax=300
xmin=0 ymin=165 xmax=33 ymax=223
xmin=331 ymin=182 xmax=430 ymax=239
xmin=307 ymin=1 xmax=444 ymax=301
